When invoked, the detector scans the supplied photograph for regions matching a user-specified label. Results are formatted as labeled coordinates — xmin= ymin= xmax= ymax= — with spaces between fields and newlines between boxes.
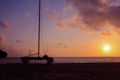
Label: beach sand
xmin=0 ymin=63 xmax=120 ymax=80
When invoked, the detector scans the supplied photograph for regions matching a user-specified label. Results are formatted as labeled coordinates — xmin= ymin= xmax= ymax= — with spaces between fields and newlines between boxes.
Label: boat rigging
xmin=21 ymin=0 xmax=54 ymax=64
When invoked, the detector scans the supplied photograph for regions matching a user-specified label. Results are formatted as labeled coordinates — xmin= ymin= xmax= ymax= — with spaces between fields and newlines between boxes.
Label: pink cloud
xmin=55 ymin=41 xmax=68 ymax=48
xmin=16 ymin=40 xmax=23 ymax=43
xmin=5 ymin=46 xmax=29 ymax=57
xmin=25 ymin=12 xmax=32 ymax=17
xmin=45 ymin=4 xmax=60 ymax=20
xmin=0 ymin=35 xmax=6 ymax=48
xmin=63 ymin=4 xmax=73 ymax=12
xmin=54 ymin=0 xmax=120 ymax=36
xmin=0 ymin=21 xmax=11 ymax=30
xmin=55 ymin=14 xmax=83 ymax=30
xmin=55 ymin=22 xmax=66 ymax=28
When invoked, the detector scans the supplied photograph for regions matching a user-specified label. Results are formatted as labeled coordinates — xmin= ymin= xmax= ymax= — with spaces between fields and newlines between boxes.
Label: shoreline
xmin=0 ymin=63 xmax=120 ymax=80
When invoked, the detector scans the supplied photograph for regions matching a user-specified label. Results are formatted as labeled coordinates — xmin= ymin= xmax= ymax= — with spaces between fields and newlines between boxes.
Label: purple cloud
xmin=0 ymin=21 xmax=11 ymax=30
xmin=16 ymin=40 xmax=23 ymax=43
xmin=0 ymin=35 xmax=6 ymax=48
xmin=60 ymin=0 xmax=120 ymax=35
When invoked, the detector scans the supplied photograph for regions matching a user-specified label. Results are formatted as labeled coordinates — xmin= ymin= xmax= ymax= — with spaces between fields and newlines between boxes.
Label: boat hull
xmin=21 ymin=56 xmax=54 ymax=64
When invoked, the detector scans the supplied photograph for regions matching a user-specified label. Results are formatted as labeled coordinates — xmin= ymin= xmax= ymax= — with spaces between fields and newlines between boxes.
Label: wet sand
xmin=0 ymin=63 xmax=120 ymax=80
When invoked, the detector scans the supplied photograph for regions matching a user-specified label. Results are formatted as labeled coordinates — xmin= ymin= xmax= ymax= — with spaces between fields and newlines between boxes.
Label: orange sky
xmin=1 ymin=0 xmax=120 ymax=57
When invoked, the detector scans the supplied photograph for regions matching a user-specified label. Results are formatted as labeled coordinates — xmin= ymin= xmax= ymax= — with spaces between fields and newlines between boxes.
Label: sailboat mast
xmin=38 ymin=0 xmax=41 ymax=57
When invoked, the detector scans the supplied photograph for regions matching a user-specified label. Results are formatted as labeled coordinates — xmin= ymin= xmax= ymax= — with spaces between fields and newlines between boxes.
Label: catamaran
xmin=21 ymin=0 xmax=54 ymax=64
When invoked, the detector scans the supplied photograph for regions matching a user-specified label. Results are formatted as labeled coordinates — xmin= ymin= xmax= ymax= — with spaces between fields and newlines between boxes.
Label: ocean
xmin=1 ymin=57 xmax=120 ymax=64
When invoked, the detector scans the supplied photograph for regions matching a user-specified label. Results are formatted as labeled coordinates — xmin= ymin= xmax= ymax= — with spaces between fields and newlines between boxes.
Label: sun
xmin=103 ymin=44 xmax=111 ymax=52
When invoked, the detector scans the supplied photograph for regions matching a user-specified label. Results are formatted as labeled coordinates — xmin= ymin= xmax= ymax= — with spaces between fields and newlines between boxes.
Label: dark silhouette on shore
xmin=0 ymin=50 xmax=7 ymax=58
xmin=21 ymin=0 xmax=54 ymax=64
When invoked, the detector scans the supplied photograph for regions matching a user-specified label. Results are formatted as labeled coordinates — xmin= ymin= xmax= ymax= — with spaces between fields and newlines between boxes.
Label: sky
xmin=1 ymin=0 xmax=120 ymax=57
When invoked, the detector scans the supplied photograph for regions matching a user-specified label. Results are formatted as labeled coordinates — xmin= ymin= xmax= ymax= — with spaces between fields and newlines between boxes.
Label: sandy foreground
xmin=0 ymin=63 xmax=120 ymax=80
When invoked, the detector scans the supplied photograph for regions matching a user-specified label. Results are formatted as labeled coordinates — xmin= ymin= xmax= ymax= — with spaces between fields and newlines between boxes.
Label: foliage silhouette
xmin=0 ymin=50 xmax=7 ymax=58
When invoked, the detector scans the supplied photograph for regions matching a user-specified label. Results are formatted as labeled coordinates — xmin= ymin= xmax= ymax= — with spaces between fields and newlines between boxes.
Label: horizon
xmin=0 ymin=0 xmax=120 ymax=57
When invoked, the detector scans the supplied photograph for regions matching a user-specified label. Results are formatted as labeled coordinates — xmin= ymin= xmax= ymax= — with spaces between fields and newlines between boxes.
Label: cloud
xmin=101 ymin=30 xmax=113 ymax=36
xmin=55 ymin=14 xmax=83 ymax=30
xmin=0 ymin=35 xmax=6 ymax=48
xmin=63 ymin=4 xmax=73 ymax=12
xmin=45 ymin=8 xmax=60 ymax=20
xmin=5 ymin=46 xmax=28 ymax=57
xmin=55 ymin=41 xmax=68 ymax=48
xmin=25 ymin=12 xmax=32 ymax=17
xmin=61 ymin=0 xmax=120 ymax=35
xmin=16 ymin=40 xmax=24 ymax=43
xmin=55 ymin=22 xmax=66 ymax=28
xmin=63 ymin=45 xmax=68 ymax=48
xmin=0 ymin=21 xmax=11 ymax=30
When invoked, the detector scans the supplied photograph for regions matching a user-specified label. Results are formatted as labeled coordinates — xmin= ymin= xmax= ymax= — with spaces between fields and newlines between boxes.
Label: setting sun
xmin=103 ymin=44 xmax=111 ymax=52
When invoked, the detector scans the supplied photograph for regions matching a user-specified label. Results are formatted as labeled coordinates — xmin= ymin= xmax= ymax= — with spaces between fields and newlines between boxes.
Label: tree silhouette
xmin=0 ymin=50 xmax=7 ymax=58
